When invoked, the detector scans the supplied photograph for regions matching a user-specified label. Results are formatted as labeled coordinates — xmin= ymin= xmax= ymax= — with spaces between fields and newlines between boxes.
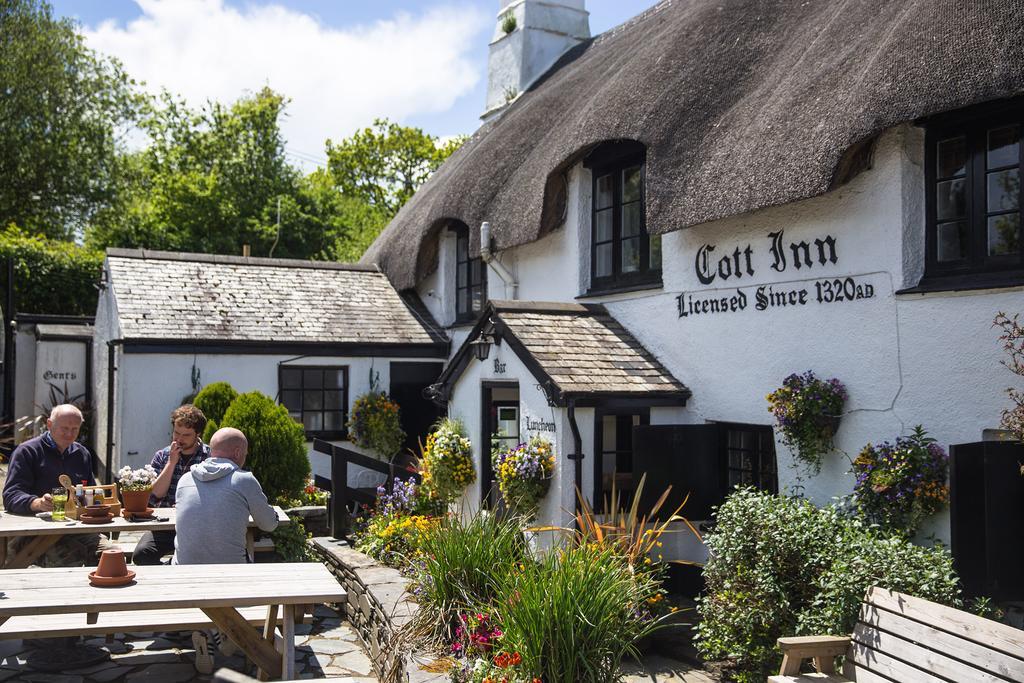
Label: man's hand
xmin=168 ymin=440 xmax=182 ymax=463
xmin=30 ymin=494 xmax=53 ymax=512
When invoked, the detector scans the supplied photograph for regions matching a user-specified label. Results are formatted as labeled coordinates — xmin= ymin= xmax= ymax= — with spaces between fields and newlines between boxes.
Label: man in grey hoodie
xmin=172 ymin=427 xmax=279 ymax=565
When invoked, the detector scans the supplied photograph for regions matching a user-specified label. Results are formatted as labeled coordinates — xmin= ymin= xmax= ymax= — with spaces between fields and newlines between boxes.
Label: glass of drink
xmin=51 ymin=487 xmax=68 ymax=521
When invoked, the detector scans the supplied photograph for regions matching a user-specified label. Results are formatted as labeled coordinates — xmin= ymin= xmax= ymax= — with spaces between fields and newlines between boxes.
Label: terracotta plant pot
xmin=96 ymin=549 xmax=128 ymax=578
xmin=121 ymin=488 xmax=152 ymax=513
xmin=82 ymin=504 xmax=111 ymax=518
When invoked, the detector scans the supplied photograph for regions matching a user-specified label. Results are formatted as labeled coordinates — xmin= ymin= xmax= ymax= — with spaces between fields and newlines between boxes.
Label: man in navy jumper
xmin=2 ymin=404 xmax=101 ymax=566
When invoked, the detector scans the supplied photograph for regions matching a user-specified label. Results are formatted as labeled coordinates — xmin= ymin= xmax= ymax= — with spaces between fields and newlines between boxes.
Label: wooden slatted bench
xmin=769 ymin=586 xmax=1024 ymax=682
xmin=0 ymin=605 xmax=312 ymax=640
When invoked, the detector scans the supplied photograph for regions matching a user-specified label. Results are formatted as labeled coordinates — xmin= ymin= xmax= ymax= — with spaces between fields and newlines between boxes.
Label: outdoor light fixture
xmin=470 ymin=319 xmax=498 ymax=361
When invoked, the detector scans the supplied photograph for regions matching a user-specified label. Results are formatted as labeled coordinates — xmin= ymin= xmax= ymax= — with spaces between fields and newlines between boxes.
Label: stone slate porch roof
xmin=105 ymin=249 xmax=447 ymax=355
xmin=434 ymin=301 xmax=689 ymax=406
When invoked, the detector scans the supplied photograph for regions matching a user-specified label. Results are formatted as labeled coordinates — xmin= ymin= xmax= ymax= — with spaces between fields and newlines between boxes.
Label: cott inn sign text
xmin=678 ymin=230 xmax=877 ymax=319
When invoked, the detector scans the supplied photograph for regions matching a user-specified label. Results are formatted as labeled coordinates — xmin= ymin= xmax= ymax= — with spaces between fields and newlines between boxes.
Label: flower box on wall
xmin=950 ymin=440 xmax=1024 ymax=601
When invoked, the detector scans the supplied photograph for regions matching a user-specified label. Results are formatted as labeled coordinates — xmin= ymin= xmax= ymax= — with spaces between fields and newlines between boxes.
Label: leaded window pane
xmin=988 ymin=169 xmax=1020 ymax=212
xmin=621 ymin=237 xmax=640 ymax=273
xmin=937 ymin=221 xmax=968 ymax=262
xmin=622 ymin=165 xmax=642 ymax=202
xmin=988 ymin=125 xmax=1020 ymax=169
xmin=622 ymin=202 xmax=641 ymax=237
xmin=595 ymin=209 xmax=613 ymax=242
xmin=937 ymin=136 xmax=967 ymax=178
xmin=649 ymin=233 xmax=662 ymax=270
xmin=596 ymin=174 xmax=613 ymax=209
xmin=303 ymin=369 xmax=322 ymax=389
xmin=937 ymin=178 xmax=966 ymax=220
xmin=989 ymin=214 xmax=1021 ymax=256
xmin=595 ymin=243 xmax=612 ymax=277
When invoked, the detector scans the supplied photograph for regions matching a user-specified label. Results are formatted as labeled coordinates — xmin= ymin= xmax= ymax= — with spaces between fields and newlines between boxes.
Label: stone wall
xmin=309 ymin=537 xmax=446 ymax=683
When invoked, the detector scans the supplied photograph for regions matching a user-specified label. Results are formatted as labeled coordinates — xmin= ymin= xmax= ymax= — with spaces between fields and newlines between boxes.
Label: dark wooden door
xmin=389 ymin=362 xmax=444 ymax=464
xmin=632 ymin=424 xmax=724 ymax=521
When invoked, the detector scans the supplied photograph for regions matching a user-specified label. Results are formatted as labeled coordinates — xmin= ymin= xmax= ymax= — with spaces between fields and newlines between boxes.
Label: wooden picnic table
xmin=0 ymin=562 xmax=345 ymax=680
xmin=0 ymin=506 xmax=291 ymax=569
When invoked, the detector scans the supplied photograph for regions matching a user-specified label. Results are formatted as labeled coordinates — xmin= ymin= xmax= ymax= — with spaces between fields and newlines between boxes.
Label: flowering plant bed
xmin=117 ymin=464 xmax=157 ymax=491
xmin=767 ymin=370 xmax=847 ymax=472
xmin=492 ymin=436 xmax=554 ymax=516
xmin=421 ymin=418 xmax=476 ymax=501
xmin=347 ymin=390 xmax=404 ymax=458
xmin=353 ymin=477 xmax=443 ymax=568
xmin=852 ymin=425 xmax=949 ymax=535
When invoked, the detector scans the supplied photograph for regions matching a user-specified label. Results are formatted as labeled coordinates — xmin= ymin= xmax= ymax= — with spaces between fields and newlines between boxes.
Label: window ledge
xmin=578 ymin=280 xmax=664 ymax=299
xmin=897 ymin=272 xmax=1024 ymax=295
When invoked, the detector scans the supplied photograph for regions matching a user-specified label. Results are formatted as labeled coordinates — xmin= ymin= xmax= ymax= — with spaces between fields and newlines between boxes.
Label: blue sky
xmin=52 ymin=1 xmax=659 ymax=169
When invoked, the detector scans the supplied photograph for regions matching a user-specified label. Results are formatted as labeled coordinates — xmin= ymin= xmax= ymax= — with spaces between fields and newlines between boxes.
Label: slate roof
xmin=436 ymin=301 xmax=689 ymax=404
xmin=363 ymin=0 xmax=1024 ymax=290
xmin=105 ymin=249 xmax=447 ymax=351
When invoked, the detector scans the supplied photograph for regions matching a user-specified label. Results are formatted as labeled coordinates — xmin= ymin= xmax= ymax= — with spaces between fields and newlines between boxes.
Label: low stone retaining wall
xmin=309 ymin=537 xmax=446 ymax=683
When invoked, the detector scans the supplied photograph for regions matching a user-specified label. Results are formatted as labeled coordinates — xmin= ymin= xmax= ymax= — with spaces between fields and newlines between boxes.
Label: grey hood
xmin=190 ymin=457 xmax=238 ymax=482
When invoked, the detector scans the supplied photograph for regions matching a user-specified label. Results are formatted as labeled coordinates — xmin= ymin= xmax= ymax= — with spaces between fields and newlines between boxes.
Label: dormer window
xmin=586 ymin=142 xmax=661 ymax=293
xmin=454 ymin=224 xmax=486 ymax=323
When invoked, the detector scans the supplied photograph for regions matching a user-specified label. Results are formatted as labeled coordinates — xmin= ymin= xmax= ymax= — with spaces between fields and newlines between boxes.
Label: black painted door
xmin=389 ymin=362 xmax=444 ymax=466
xmin=632 ymin=424 xmax=724 ymax=521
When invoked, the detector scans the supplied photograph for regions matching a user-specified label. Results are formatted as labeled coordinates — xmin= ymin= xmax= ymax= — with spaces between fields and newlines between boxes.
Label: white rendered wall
xmin=113 ymin=352 xmax=425 ymax=491
xmin=422 ymin=125 xmax=1024 ymax=544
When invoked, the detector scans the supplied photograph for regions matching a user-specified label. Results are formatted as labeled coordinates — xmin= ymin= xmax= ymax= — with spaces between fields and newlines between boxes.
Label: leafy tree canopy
xmin=326 ymin=118 xmax=465 ymax=216
xmin=0 ymin=0 xmax=143 ymax=240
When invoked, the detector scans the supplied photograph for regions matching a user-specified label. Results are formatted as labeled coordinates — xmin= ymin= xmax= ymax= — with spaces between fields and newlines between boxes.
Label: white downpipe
xmin=480 ymin=221 xmax=518 ymax=299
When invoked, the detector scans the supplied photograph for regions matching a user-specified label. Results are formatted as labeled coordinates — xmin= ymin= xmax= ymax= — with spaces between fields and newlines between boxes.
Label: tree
xmin=326 ymin=118 xmax=465 ymax=217
xmin=0 ymin=225 xmax=103 ymax=315
xmin=87 ymin=88 xmax=300 ymax=256
xmin=0 ymin=0 xmax=141 ymax=239
xmin=192 ymin=381 xmax=239 ymax=441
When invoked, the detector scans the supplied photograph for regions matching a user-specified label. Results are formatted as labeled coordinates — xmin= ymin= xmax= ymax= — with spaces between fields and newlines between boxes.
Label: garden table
xmin=0 ymin=506 xmax=290 ymax=569
xmin=0 ymin=562 xmax=344 ymax=680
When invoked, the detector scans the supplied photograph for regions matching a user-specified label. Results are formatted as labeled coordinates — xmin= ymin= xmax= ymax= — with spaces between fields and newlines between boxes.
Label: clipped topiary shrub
xmin=193 ymin=381 xmax=239 ymax=429
xmin=218 ymin=391 xmax=310 ymax=502
xmin=696 ymin=488 xmax=961 ymax=682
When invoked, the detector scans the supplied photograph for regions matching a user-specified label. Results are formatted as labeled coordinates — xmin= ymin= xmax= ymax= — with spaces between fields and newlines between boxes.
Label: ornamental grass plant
xmin=409 ymin=511 xmax=528 ymax=647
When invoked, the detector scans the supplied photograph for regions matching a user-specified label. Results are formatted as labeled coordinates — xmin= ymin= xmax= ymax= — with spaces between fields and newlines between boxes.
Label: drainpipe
xmin=105 ymin=340 xmax=122 ymax=484
xmin=566 ymin=398 xmax=584 ymax=525
xmin=480 ymin=222 xmax=517 ymax=299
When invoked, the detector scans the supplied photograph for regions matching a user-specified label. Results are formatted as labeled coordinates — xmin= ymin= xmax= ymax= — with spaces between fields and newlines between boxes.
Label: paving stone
xmin=0 ymin=642 xmax=26 ymax=662
xmin=317 ymin=618 xmax=342 ymax=630
xmin=83 ymin=640 xmax=131 ymax=655
xmin=316 ymin=625 xmax=359 ymax=641
xmin=20 ymin=674 xmax=84 ymax=683
xmin=63 ymin=661 xmax=119 ymax=675
xmin=124 ymin=662 xmax=197 ymax=683
xmin=353 ymin=566 xmax=404 ymax=587
xmin=332 ymin=650 xmax=373 ymax=676
xmin=88 ymin=666 xmax=133 ymax=683
xmin=313 ymin=605 xmax=340 ymax=618
xmin=127 ymin=639 xmax=155 ymax=650
xmin=294 ymin=623 xmax=314 ymax=636
xmin=0 ymin=670 xmax=18 ymax=682
xmin=110 ymin=651 xmax=182 ymax=666
xmin=308 ymin=652 xmax=334 ymax=669
xmin=305 ymin=639 xmax=359 ymax=656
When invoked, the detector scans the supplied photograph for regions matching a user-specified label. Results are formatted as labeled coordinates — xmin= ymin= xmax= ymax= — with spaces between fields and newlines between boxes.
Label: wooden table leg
xmin=0 ymin=538 xmax=7 ymax=567
xmin=200 ymin=606 xmax=282 ymax=680
xmin=246 ymin=530 xmax=255 ymax=561
xmin=280 ymin=604 xmax=295 ymax=681
xmin=258 ymin=605 xmax=279 ymax=681
xmin=5 ymin=534 xmax=62 ymax=569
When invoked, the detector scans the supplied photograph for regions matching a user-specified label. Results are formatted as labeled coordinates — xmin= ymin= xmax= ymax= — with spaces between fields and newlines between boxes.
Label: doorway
xmin=389 ymin=362 xmax=445 ymax=467
xmin=481 ymin=382 xmax=519 ymax=507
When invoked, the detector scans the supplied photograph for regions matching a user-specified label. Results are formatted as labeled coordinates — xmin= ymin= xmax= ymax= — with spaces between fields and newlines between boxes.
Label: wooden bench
xmin=770 ymin=586 xmax=1024 ymax=682
xmin=0 ymin=605 xmax=311 ymax=640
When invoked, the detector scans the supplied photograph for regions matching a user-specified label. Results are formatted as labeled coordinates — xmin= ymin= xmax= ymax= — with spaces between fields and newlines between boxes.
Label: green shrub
xmin=218 ymin=391 xmax=310 ymax=501
xmin=193 ymin=381 xmax=239 ymax=430
xmin=270 ymin=515 xmax=312 ymax=562
xmin=696 ymin=488 xmax=961 ymax=682
xmin=497 ymin=543 xmax=664 ymax=683
xmin=410 ymin=512 xmax=527 ymax=646
xmin=0 ymin=225 xmax=103 ymax=315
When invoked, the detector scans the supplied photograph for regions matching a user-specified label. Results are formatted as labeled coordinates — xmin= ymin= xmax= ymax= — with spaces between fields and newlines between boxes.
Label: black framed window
xmin=720 ymin=423 xmax=778 ymax=494
xmin=586 ymin=143 xmax=661 ymax=293
xmin=279 ymin=366 xmax=348 ymax=439
xmin=455 ymin=225 xmax=486 ymax=323
xmin=593 ymin=408 xmax=650 ymax=508
xmin=924 ymin=99 xmax=1023 ymax=287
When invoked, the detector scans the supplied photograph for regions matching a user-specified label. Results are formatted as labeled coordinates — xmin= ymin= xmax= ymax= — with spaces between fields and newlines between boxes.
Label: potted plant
xmin=420 ymin=417 xmax=475 ymax=502
xmin=493 ymin=436 xmax=555 ymax=518
xmin=348 ymin=390 xmax=405 ymax=459
xmin=118 ymin=464 xmax=158 ymax=512
xmin=766 ymin=370 xmax=847 ymax=473
xmin=852 ymin=426 xmax=949 ymax=536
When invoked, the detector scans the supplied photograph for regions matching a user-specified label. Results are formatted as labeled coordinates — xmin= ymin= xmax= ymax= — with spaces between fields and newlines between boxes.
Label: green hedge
xmin=0 ymin=226 xmax=104 ymax=316
xmin=696 ymin=488 xmax=961 ymax=682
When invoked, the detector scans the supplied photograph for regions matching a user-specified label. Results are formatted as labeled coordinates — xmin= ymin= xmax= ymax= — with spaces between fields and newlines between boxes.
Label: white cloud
xmin=82 ymin=0 xmax=489 ymax=168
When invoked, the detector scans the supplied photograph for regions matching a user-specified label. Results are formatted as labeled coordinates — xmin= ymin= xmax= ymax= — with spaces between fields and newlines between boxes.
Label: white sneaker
xmin=213 ymin=630 xmax=239 ymax=657
xmin=192 ymin=631 xmax=214 ymax=674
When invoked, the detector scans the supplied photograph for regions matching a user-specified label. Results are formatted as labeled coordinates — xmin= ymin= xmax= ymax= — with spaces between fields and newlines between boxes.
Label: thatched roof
xmin=362 ymin=0 xmax=1024 ymax=290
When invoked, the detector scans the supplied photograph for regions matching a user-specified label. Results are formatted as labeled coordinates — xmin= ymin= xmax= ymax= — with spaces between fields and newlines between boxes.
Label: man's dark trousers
xmin=132 ymin=530 xmax=175 ymax=565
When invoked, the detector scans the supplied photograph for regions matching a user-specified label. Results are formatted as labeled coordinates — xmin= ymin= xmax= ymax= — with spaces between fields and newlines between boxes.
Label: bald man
xmin=2 ymin=404 xmax=104 ymax=566
xmin=172 ymin=427 xmax=279 ymax=565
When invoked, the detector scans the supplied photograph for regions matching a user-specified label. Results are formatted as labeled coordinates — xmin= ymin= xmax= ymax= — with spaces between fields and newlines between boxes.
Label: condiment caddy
xmin=57 ymin=474 xmax=122 ymax=520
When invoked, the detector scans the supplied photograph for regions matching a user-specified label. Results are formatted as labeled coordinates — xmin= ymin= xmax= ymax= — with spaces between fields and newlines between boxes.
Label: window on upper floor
xmin=922 ymin=99 xmax=1023 ymax=289
xmin=280 ymin=365 xmax=348 ymax=439
xmin=454 ymin=224 xmax=487 ymax=323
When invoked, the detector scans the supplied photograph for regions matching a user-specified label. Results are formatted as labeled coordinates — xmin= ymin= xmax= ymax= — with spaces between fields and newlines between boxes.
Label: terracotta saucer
xmin=79 ymin=513 xmax=114 ymax=525
xmin=121 ymin=507 xmax=156 ymax=520
xmin=88 ymin=570 xmax=136 ymax=587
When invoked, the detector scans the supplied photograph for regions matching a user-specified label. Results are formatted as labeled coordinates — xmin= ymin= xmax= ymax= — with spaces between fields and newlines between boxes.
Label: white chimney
xmin=482 ymin=0 xmax=590 ymax=122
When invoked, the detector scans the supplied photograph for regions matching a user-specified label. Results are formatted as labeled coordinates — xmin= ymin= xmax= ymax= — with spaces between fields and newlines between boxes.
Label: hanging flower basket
xmin=766 ymin=371 xmax=847 ymax=473
xmin=348 ymin=391 xmax=405 ymax=458
xmin=493 ymin=436 xmax=555 ymax=518
xmin=420 ymin=418 xmax=476 ymax=502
